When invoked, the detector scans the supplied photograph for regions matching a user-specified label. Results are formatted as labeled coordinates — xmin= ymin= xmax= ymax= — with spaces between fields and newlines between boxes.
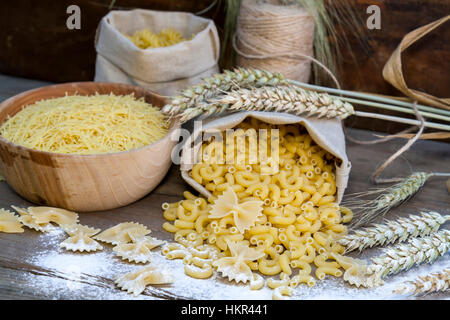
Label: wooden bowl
xmin=0 ymin=82 xmax=179 ymax=212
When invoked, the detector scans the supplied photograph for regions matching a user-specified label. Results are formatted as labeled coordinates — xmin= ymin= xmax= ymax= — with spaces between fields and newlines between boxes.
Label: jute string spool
xmin=235 ymin=0 xmax=315 ymax=82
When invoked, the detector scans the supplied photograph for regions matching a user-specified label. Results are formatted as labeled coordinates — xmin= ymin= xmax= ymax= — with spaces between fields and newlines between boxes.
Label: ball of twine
xmin=235 ymin=0 xmax=315 ymax=82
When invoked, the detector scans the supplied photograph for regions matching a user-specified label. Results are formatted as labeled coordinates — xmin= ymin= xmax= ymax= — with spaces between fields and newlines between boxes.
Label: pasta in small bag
xmin=94 ymin=9 xmax=220 ymax=96
xmin=161 ymin=112 xmax=353 ymax=286
xmin=180 ymin=112 xmax=351 ymax=203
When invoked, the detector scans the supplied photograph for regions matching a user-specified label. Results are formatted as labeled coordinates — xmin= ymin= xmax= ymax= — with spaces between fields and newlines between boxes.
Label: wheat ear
xmin=178 ymin=86 xmax=354 ymax=123
xmin=339 ymin=211 xmax=450 ymax=253
xmin=393 ymin=268 xmax=450 ymax=296
xmin=162 ymin=68 xmax=287 ymax=117
xmin=344 ymin=172 xmax=432 ymax=229
xmin=365 ymin=229 xmax=450 ymax=287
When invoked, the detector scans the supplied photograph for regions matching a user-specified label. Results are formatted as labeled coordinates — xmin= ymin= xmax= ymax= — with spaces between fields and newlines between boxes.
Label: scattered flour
xmin=15 ymin=225 xmax=450 ymax=300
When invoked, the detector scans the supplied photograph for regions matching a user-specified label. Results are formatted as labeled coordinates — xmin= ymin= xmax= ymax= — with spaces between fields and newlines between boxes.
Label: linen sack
xmin=180 ymin=112 xmax=351 ymax=203
xmin=94 ymin=9 xmax=220 ymax=96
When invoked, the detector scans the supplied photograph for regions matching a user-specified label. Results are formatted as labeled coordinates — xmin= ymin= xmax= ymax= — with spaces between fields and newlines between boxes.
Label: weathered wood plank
xmin=0 ymin=128 xmax=448 ymax=300
xmin=0 ymin=75 xmax=448 ymax=300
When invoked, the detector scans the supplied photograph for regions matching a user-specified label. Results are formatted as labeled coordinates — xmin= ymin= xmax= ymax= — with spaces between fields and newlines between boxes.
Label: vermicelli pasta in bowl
xmin=0 ymin=82 xmax=179 ymax=212
xmin=0 ymin=93 xmax=168 ymax=155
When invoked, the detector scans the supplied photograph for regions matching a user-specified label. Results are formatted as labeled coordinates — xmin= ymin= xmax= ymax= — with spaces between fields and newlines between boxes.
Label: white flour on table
xmin=16 ymin=225 xmax=450 ymax=300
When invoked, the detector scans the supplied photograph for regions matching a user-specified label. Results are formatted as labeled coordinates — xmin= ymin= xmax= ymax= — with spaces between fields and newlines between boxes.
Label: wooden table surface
xmin=0 ymin=75 xmax=448 ymax=300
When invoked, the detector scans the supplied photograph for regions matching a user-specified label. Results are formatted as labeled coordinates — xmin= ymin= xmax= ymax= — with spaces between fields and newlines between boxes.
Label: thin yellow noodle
xmin=0 ymin=93 xmax=168 ymax=155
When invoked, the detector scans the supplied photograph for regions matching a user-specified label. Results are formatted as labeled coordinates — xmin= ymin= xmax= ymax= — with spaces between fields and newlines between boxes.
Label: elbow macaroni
xmin=161 ymin=119 xmax=352 ymax=289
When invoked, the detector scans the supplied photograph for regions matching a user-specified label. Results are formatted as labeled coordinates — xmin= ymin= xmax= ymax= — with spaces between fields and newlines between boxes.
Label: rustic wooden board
xmin=0 ymin=128 xmax=449 ymax=300
xmin=0 ymin=75 xmax=448 ymax=300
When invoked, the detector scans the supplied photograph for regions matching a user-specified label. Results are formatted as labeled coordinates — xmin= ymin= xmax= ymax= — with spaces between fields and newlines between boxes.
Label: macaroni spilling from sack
xmin=0 ymin=94 xmax=168 ymax=155
xmin=162 ymin=118 xmax=354 ymax=286
xmin=125 ymin=28 xmax=191 ymax=49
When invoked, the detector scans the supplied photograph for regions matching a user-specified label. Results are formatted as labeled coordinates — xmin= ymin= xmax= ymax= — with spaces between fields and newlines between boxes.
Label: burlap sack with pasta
xmin=94 ymin=9 xmax=220 ymax=96
xmin=180 ymin=112 xmax=351 ymax=203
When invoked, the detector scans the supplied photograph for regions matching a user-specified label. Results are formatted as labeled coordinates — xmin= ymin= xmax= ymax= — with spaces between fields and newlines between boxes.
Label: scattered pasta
xmin=60 ymin=234 xmax=104 ymax=252
xmin=115 ymin=265 xmax=174 ymax=296
xmin=272 ymin=285 xmax=293 ymax=300
xmin=213 ymin=240 xmax=265 ymax=283
xmin=249 ymin=273 xmax=265 ymax=290
xmin=11 ymin=206 xmax=54 ymax=233
xmin=60 ymin=223 xmax=103 ymax=252
xmin=267 ymin=272 xmax=290 ymax=289
xmin=28 ymin=207 xmax=79 ymax=226
xmin=2 ymin=209 xmax=172 ymax=296
xmin=330 ymin=253 xmax=369 ymax=288
xmin=0 ymin=209 xmax=24 ymax=233
xmin=94 ymin=222 xmax=151 ymax=245
xmin=113 ymin=235 xmax=165 ymax=264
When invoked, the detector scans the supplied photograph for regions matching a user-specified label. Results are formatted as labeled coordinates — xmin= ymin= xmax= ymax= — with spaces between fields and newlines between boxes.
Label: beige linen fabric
xmin=180 ymin=112 xmax=351 ymax=203
xmin=94 ymin=9 xmax=220 ymax=95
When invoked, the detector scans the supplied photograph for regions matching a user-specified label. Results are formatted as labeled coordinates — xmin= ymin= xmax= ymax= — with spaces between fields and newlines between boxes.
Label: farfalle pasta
xmin=60 ymin=224 xmax=103 ymax=252
xmin=0 ymin=209 xmax=24 ymax=233
xmin=209 ymin=187 xmax=263 ymax=234
xmin=94 ymin=222 xmax=150 ymax=245
xmin=161 ymin=118 xmax=353 ymax=289
xmin=213 ymin=240 xmax=265 ymax=283
xmin=28 ymin=206 xmax=79 ymax=226
xmin=60 ymin=234 xmax=103 ymax=252
xmin=113 ymin=235 xmax=165 ymax=264
xmin=330 ymin=252 xmax=370 ymax=288
xmin=11 ymin=206 xmax=54 ymax=233
xmin=115 ymin=265 xmax=174 ymax=296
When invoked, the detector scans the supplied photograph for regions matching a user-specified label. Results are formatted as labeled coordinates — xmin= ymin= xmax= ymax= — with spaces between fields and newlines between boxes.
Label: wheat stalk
xmin=162 ymin=68 xmax=287 ymax=117
xmin=344 ymin=172 xmax=433 ymax=229
xmin=365 ymin=229 xmax=450 ymax=287
xmin=339 ymin=211 xmax=450 ymax=253
xmin=393 ymin=268 xmax=450 ymax=296
xmin=178 ymin=86 xmax=354 ymax=123
xmin=162 ymin=68 xmax=450 ymax=132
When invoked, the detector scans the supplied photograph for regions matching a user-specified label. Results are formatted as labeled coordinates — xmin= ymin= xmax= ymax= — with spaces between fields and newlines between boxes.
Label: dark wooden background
xmin=0 ymin=0 xmax=448 ymax=134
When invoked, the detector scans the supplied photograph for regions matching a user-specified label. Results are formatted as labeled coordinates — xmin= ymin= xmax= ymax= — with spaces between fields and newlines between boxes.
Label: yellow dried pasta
xmin=0 ymin=94 xmax=168 ymax=155
xmin=209 ymin=187 xmax=263 ymax=234
xmin=115 ymin=265 xmax=174 ymax=296
xmin=60 ymin=234 xmax=103 ymax=252
xmin=11 ymin=206 xmax=54 ymax=233
xmin=113 ymin=235 xmax=165 ymax=264
xmin=94 ymin=222 xmax=150 ymax=245
xmin=0 ymin=209 xmax=23 ymax=233
xmin=213 ymin=240 xmax=265 ymax=283
xmin=161 ymin=119 xmax=352 ymax=289
xmin=28 ymin=207 xmax=79 ymax=226
xmin=125 ymin=28 xmax=191 ymax=49
xmin=60 ymin=223 xmax=103 ymax=252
